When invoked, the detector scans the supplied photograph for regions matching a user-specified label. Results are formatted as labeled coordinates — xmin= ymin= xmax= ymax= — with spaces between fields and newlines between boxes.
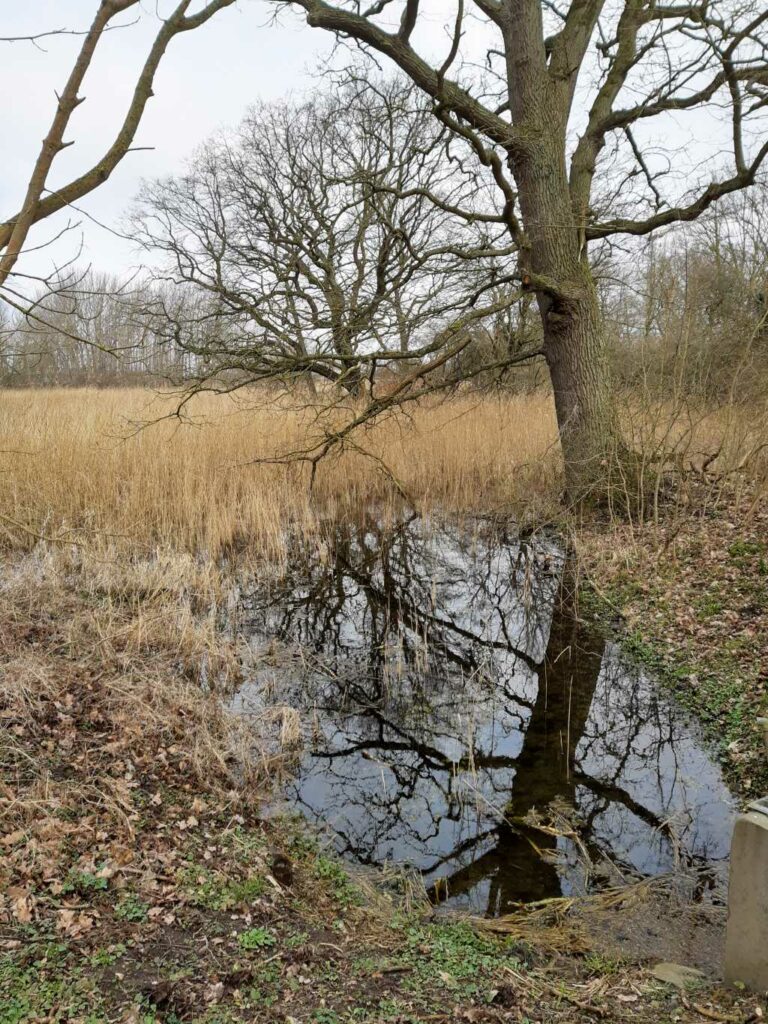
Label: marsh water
xmin=234 ymin=515 xmax=735 ymax=915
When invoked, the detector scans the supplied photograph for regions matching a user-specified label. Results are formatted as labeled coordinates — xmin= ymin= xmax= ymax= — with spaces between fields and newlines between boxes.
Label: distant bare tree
xmin=131 ymin=79 xmax=525 ymax=397
xmin=607 ymin=183 xmax=768 ymax=400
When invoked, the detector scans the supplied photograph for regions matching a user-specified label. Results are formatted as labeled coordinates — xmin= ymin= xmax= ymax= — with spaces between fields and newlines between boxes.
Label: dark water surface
xmin=234 ymin=516 xmax=735 ymax=915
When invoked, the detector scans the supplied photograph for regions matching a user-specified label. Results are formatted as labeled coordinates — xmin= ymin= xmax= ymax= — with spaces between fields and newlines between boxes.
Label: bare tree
xmin=268 ymin=0 xmax=768 ymax=499
xmin=131 ymin=79 xmax=521 ymax=395
xmin=0 ymin=271 xmax=193 ymax=386
xmin=0 ymin=0 xmax=236 ymax=298
xmin=606 ymin=183 xmax=768 ymax=401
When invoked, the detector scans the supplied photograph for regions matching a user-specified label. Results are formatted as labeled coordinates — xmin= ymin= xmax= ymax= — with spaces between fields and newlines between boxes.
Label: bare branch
xmin=589 ymin=141 xmax=768 ymax=239
xmin=0 ymin=0 xmax=236 ymax=286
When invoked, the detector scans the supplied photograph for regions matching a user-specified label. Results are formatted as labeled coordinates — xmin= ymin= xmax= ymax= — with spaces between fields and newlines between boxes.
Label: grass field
xmin=0 ymin=386 xmax=765 ymax=557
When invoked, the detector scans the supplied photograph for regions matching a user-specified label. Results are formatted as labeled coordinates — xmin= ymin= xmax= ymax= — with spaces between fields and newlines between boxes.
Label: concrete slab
xmin=725 ymin=798 xmax=768 ymax=992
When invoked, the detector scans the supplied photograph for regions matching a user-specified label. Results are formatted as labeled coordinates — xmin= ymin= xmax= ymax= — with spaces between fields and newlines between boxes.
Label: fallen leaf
xmin=206 ymin=982 xmax=225 ymax=1004
xmin=57 ymin=908 xmax=94 ymax=938
xmin=1 ymin=830 xmax=25 ymax=847
xmin=10 ymin=893 xmax=33 ymax=924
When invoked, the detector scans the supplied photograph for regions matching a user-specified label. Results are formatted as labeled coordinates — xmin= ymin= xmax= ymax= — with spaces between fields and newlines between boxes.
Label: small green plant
xmin=288 ymin=831 xmax=320 ymax=859
xmin=114 ymin=893 xmax=149 ymax=923
xmin=284 ymin=930 xmax=309 ymax=950
xmin=230 ymin=876 xmax=266 ymax=903
xmin=237 ymin=927 xmax=276 ymax=951
xmin=90 ymin=944 xmax=126 ymax=967
xmin=583 ymin=952 xmax=623 ymax=975
xmin=312 ymin=1011 xmax=341 ymax=1024
xmin=244 ymin=961 xmax=280 ymax=1008
xmin=180 ymin=864 xmax=266 ymax=910
xmin=61 ymin=870 xmax=109 ymax=896
xmin=315 ymin=854 xmax=346 ymax=883
xmin=695 ymin=594 xmax=724 ymax=618
xmin=314 ymin=854 xmax=361 ymax=905
xmin=135 ymin=999 xmax=161 ymax=1024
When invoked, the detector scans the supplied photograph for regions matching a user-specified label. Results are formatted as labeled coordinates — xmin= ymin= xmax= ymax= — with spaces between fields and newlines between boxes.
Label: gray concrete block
xmin=725 ymin=797 xmax=768 ymax=992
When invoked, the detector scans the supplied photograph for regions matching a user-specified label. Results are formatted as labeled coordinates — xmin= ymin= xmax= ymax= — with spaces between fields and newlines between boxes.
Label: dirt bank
xmin=578 ymin=480 xmax=768 ymax=799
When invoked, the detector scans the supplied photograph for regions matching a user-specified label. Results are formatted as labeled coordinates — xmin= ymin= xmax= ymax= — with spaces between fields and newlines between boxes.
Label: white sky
xmin=2 ymin=1 xmax=333 ymax=281
xmin=2 ymin=1 xmax=762 ymax=289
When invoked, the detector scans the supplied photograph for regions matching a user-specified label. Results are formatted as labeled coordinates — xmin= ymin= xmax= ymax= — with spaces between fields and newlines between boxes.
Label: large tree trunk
xmin=521 ymin=193 xmax=622 ymax=501
xmin=540 ymin=270 xmax=622 ymax=502
xmin=502 ymin=1 xmax=623 ymax=503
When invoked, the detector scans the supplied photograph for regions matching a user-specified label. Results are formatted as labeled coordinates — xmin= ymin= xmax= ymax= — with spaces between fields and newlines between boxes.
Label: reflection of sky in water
xmin=234 ymin=518 xmax=735 ymax=915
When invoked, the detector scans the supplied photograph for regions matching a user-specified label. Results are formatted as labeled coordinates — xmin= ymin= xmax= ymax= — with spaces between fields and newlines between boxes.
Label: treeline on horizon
xmin=4 ymin=218 xmax=766 ymax=403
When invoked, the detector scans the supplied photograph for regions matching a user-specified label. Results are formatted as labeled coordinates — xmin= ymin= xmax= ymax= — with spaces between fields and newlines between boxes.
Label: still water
xmin=234 ymin=515 xmax=735 ymax=915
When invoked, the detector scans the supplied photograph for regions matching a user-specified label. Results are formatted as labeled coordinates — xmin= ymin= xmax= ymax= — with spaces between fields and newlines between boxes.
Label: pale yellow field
xmin=1 ymin=386 xmax=765 ymax=558
xmin=0 ymin=388 xmax=562 ymax=557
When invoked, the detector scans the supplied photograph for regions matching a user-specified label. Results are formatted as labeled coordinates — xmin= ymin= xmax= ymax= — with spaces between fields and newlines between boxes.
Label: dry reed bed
xmin=2 ymin=386 xmax=766 ymax=559
xmin=0 ymin=388 xmax=561 ymax=556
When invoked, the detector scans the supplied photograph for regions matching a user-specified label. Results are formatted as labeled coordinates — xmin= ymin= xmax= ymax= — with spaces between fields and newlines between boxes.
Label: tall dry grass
xmin=0 ymin=388 xmax=561 ymax=557
xmin=0 ymin=386 xmax=765 ymax=558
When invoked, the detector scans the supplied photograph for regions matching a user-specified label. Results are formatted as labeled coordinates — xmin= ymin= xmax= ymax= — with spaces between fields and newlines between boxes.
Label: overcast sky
xmin=2 ymin=1 xmax=337 ymax=282
xmin=3 ymin=1 xmax=760 ymax=290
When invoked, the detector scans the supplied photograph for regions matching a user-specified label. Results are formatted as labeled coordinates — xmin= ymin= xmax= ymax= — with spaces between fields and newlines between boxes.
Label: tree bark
xmin=541 ymin=271 xmax=621 ymax=501
xmin=501 ymin=0 xmax=622 ymax=502
xmin=520 ymin=197 xmax=622 ymax=501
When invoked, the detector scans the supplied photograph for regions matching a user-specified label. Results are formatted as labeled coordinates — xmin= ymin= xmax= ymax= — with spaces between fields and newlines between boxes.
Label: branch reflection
xmin=237 ymin=517 xmax=734 ymax=915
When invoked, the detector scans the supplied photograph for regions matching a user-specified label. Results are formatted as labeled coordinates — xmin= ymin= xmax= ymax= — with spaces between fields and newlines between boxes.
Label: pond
xmin=233 ymin=515 xmax=736 ymax=916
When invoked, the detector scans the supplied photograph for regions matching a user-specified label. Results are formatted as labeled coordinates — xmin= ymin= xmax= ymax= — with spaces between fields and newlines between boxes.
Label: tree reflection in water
xmin=236 ymin=516 xmax=735 ymax=916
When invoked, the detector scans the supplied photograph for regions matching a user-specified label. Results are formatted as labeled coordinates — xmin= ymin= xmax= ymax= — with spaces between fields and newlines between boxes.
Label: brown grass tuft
xmin=0 ymin=387 xmax=561 ymax=556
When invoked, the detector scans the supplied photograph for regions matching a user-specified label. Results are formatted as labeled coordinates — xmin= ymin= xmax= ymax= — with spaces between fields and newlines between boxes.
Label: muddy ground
xmin=1 ymin=484 xmax=767 ymax=1023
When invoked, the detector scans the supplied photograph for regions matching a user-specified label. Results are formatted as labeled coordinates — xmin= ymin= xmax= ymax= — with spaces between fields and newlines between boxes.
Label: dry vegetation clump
xmin=618 ymin=395 xmax=768 ymax=513
xmin=0 ymin=387 xmax=562 ymax=557
xmin=0 ymin=545 xmax=280 ymax=914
